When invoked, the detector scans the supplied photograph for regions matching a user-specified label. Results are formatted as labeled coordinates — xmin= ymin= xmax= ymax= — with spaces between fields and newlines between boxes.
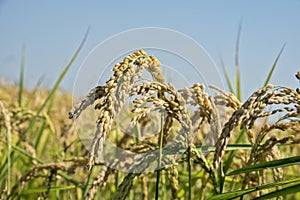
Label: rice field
xmin=0 ymin=41 xmax=300 ymax=199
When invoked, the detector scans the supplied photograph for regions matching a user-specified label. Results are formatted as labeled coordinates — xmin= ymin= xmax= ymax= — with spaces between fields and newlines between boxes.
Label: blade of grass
xmin=262 ymin=43 xmax=286 ymax=87
xmin=31 ymin=29 xmax=88 ymax=149
xmin=223 ymin=129 xmax=245 ymax=174
xmin=56 ymin=172 xmax=83 ymax=189
xmin=177 ymin=143 xmax=252 ymax=154
xmin=21 ymin=185 xmax=76 ymax=195
xmin=115 ymin=123 xmax=120 ymax=191
xmin=227 ymin=156 xmax=300 ymax=176
xmin=235 ymin=22 xmax=242 ymax=101
xmin=199 ymin=143 xmax=252 ymax=152
xmin=208 ymin=177 xmax=300 ymax=200
xmin=24 ymin=76 xmax=44 ymax=108
xmin=27 ymin=28 xmax=88 ymax=138
xmin=34 ymin=120 xmax=47 ymax=150
xmin=82 ymin=165 xmax=95 ymax=199
xmin=0 ymin=138 xmax=43 ymax=164
xmin=0 ymin=29 xmax=89 ymax=187
xmin=18 ymin=45 xmax=26 ymax=107
xmin=0 ymin=138 xmax=83 ymax=191
xmin=34 ymin=100 xmax=55 ymax=150
xmin=219 ymin=56 xmax=235 ymax=94
xmin=254 ymin=183 xmax=300 ymax=200
xmin=218 ymin=161 xmax=225 ymax=194
xmin=188 ymin=145 xmax=192 ymax=200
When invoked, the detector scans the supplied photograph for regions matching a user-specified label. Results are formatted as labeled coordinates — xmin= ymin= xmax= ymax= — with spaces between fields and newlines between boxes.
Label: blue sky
xmin=0 ymin=1 xmax=300 ymax=100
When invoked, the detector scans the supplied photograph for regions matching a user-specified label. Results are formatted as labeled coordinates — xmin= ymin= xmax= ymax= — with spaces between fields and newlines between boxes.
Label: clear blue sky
xmin=1 ymin=1 xmax=300 ymax=100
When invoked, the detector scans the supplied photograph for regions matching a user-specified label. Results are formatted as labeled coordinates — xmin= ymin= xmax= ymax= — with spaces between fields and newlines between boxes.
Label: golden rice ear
xmin=296 ymin=71 xmax=300 ymax=80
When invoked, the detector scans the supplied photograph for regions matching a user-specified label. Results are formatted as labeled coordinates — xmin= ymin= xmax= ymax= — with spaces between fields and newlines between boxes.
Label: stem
xmin=82 ymin=165 xmax=95 ymax=199
xmin=115 ymin=124 xmax=120 ymax=190
xmin=155 ymin=113 xmax=164 ymax=200
xmin=18 ymin=45 xmax=25 ymax=107
xmin=155 ymin=171 xmax=160 ymax=200
xmin=188 ymin=145 xmax=192 ymax=200
xmin=0 ymin=102 xmax=12 ymax=197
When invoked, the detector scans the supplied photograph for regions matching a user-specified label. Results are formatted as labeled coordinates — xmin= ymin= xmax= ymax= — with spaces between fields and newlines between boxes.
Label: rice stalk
xmin=0 ymin=101 xmax=12 ymax=198
xmin=18 ymin=45 xmax=26 ymax=107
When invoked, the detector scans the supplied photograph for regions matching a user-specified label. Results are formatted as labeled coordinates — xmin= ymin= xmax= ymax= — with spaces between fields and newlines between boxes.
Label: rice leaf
xmin=220 ymin=56 xmax=235 ymax=94
xmin=82 ymin=165 xmax=95 ymax=198
xmin=254 ymin=183 xmax=300 ymax=200
xmin=208 ymin=178 xmax=300 ymax=200
xmin=0 ymin=138 xmax=43 ymax=164
xmin=235 ymin=22 xmax=242 ymax=101
xmin=24 ymin=77 xmax=44 ymax=108
xmin=25 ymin=28 xmax=88 ymax=139
xmin=223 ymin=129 xmax=245 ymax=174
xmin=31 ymin=29 xmax=88 ymax=148
xmin=199 ymin=143 xmax=252 ymax=152
xmin=21 ymin=185 xmax=76 ymax=195
xmin=263 ymin=44 xmax=286 ymax=87
xmin=227 ymin=156 xmax=300 ymax=176
xmin=18 ymin=45 xmax=26 ymax=107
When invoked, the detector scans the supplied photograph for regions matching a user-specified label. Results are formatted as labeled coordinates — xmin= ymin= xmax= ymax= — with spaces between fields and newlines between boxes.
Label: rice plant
xmin=69 ymin=49 xmax=300 ymax=199
xmin=0 ymin=43 xmax=299 ymax=199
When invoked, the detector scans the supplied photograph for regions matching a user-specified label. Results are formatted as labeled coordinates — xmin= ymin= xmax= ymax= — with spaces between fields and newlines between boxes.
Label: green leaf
xmin=223 ymin=129 xmax=245 ymax=174
xmin=263 ymin=43 xmax=286 ymax=87
xmin=29 ymin=29 xmax=88 ymax=130
xmin=220 ymin=56 xmax=235 ymax=94
xmin=0 ymin=138 xmax=43 ymax=164
xmin=208 ymin=178 xmax=300 ymax=200
xmin=254 ymin=183 xmax=300 ymax=200
xmin=21 ymin=185 xmax=76 ymax=195
xmin=82 ymin=165 xmax=95 ymax=198
xmin=32 ymin=29 xmax=89 ymax=147
xmin=18 ymin=45 xmax=26 ymax=107
xmin=200 ymin=143 xmax=252 ymax=152
xmin=227 ymin=156 xmax=300 ymax=176
xmin=235 ymin=22 xmax=242 ymax=101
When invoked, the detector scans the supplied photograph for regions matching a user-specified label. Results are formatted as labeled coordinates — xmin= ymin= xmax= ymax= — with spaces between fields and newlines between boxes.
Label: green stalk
xmin=0 ymin=103 xmax=12 ymax=196
xmin=25 ymin=29 xmax=88 ymax=140
xmin=18 ymin=45 xmax=26 ymax=107
xmin=155 ymin=171 xmax=160 ymax=200
xmin=223 ymin=129 xmax=245 ymax=174
xmin=134 ymin=123 xmax=141 ymax=145
xmin=34 ymin=90 xmax=56 ymax=151
xmin=7 ymin=121 xmax=11 ymax=197
xmin=155 ymin=113 xmax=164 ymax=200
xmin=115 ymin=124 xmax=120 ymax=190
xmin=1 ymin=138 xmax=82 ymax=199
xmin=0 ymin=139 xmax=43 ymax=164
xmin=24 ymin=77 xmax=44 ymax=108
xmin=220 ymin=56 xmax=235 ymax=94
xmin=82 ymin=165 xmax=95 ymax=199
xmin=235 ymin=22 xmax=242 ymax=101
xmin=34 ymin=119 xmax=46 ymax=150
xmin=188 ymin=145 xmax=192 ymax=200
